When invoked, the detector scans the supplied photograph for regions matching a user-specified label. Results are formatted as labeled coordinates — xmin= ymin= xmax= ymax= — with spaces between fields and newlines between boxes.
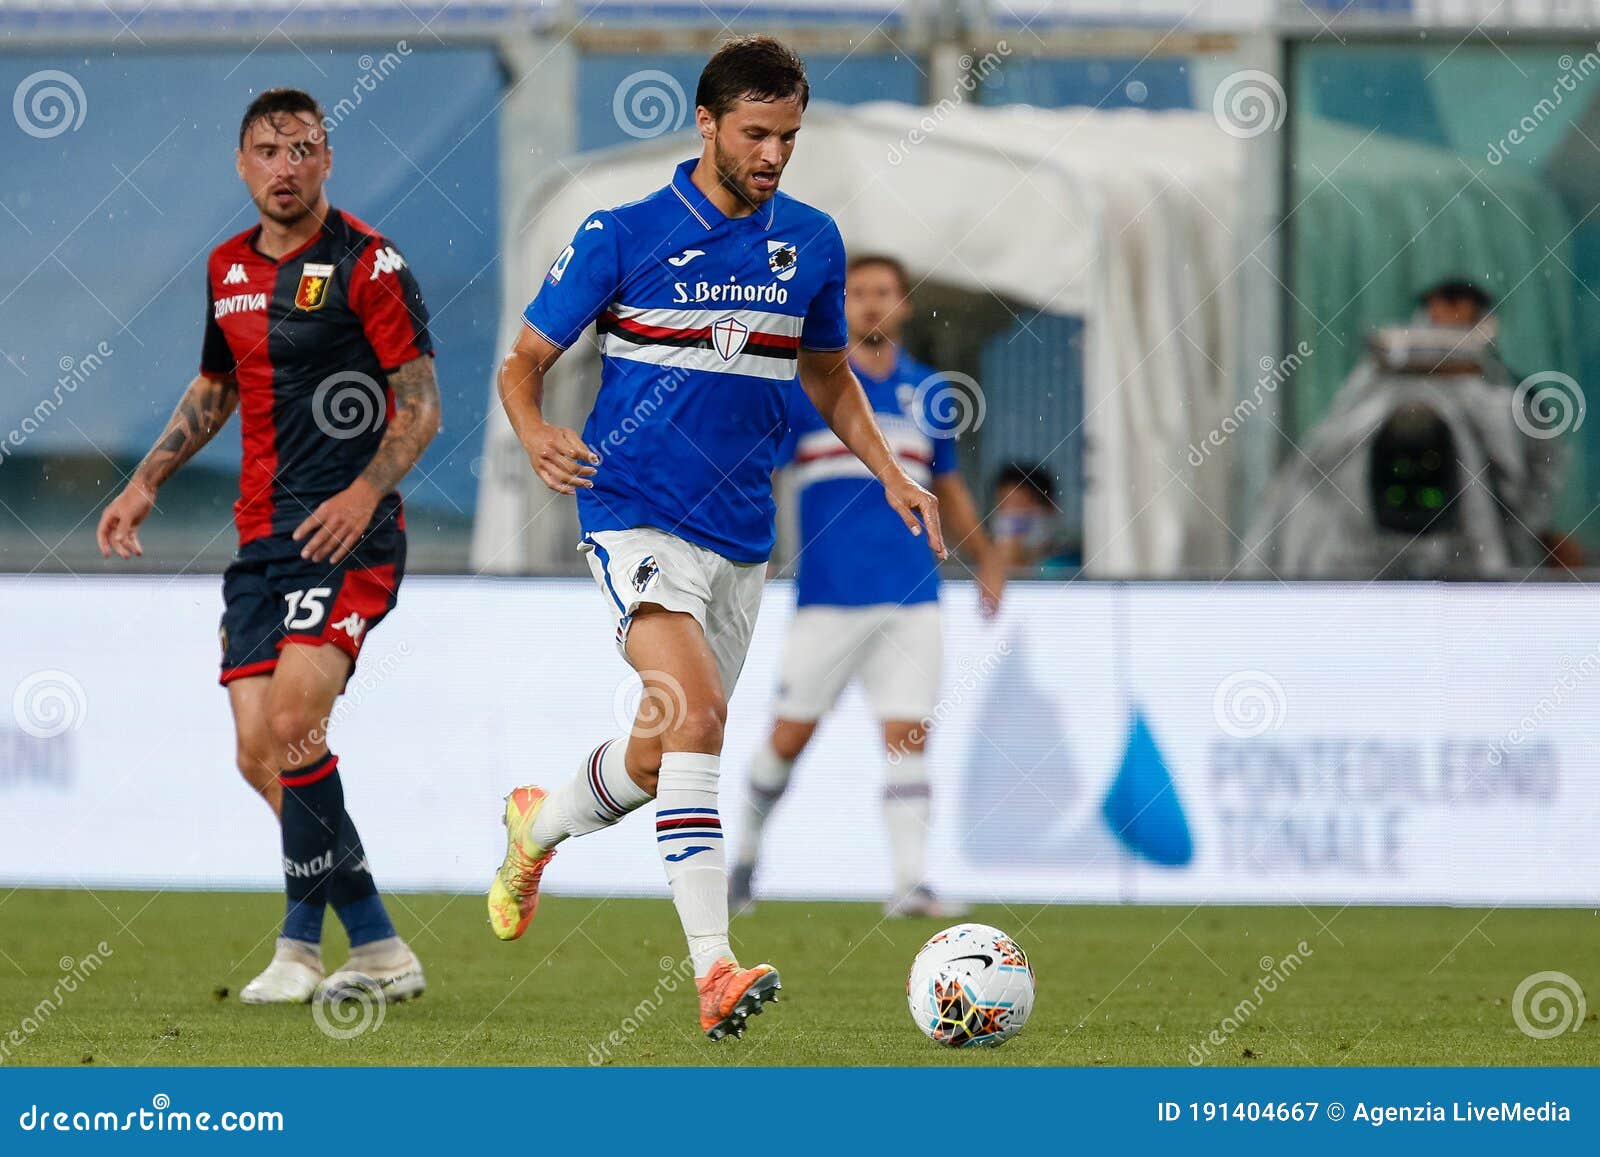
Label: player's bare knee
xmin=771 ymin=719 xmax=816 ymax=762
xmin=265 ymin=701 xmax=325 ymax=754
xmin=885 ymin=720 xmax=927 ymax=760
xmin=670 ymin=699 xmax=727 ymax=754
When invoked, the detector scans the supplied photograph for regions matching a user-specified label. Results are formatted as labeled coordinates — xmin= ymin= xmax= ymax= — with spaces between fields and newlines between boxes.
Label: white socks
xmin=734 ymin=743 xmax=795 ymax=870
xmin=884 ymin=750 xmax=931 ymax=896
xmin=530 ymin=738 xmax=652 ymax=848
xmin=655 ymin=751 xmax=731 ymax=976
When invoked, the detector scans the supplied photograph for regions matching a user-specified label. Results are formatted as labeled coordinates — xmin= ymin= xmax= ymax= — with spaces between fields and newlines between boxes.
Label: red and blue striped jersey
xmin=201 ymin=209 xmax=432 ymax=545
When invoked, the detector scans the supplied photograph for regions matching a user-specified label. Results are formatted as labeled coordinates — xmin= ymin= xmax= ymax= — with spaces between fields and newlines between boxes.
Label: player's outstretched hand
xmin=884 ymin=473 xmax=946 ymax=560
xmin=97 ymin=482 xmax=156 ymax=560
xmin=295 ymin=479 xmax=380 ymax=564
xmin=522 ymin=422 xmax=598 ymax=495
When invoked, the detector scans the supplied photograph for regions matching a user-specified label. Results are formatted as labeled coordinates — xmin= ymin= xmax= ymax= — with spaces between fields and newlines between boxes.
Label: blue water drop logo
xmin=1101 ymin=707 xmax=1194 ymax=866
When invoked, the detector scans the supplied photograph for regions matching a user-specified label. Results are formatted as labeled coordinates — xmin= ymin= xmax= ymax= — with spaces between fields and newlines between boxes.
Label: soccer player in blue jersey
xmin=731 ymin=254 xmax=1005 ymax=918
xmin=485 ymin=37 xmax=944 ymax=1040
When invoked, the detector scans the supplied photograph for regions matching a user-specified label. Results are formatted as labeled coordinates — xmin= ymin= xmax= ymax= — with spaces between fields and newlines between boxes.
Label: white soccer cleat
xmin=240 ymin=938 xmax=325 ymax=1005
xmin=316 ymin=937 xmax=425 ymax=1004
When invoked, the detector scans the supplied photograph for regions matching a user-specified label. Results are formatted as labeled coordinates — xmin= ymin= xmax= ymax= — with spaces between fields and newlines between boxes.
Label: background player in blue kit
xmin=731 ymin=254 xmax=1005 ymax=918
xmin=486 ymin=36 xmax=945 ymax=1040
xmin=95 ymin=89 xmax=439 ymax=1006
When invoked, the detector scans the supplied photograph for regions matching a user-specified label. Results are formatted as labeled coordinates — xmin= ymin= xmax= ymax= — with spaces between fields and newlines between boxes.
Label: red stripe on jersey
xmin=225 ymin=248 xmax=277 ymax=545
xmin=793 ymin=444 xmax=933 ymax=467
xmin=348 ymin=218 xmax=425 ymax=370
xmin=601 ymin=311 xmax=802 ymax=349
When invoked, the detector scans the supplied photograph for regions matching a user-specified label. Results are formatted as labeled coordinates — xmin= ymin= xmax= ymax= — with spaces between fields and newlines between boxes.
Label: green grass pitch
xmin=2 ymin=889 xmax=1595 ymax=1066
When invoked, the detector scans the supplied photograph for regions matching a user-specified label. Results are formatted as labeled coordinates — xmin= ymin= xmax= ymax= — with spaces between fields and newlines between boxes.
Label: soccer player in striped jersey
xmin=97 ymin=89 xmax=438 ymax=1007
xmin=731 ymin=255 xmax=1005 ymax=918
xmin=486 ymin=37 xmax=944 ymax=1040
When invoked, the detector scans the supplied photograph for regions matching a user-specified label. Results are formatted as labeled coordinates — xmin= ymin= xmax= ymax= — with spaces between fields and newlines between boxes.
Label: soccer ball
xmin=906 ymin=923 xmax=1035 ymax=1047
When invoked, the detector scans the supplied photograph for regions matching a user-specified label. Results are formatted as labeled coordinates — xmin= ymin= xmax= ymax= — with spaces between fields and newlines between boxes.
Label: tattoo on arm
xmin=134 ymin=374 xmax=239 ymax=489
xmin=360 ymin=355 xmax=441 ymax=496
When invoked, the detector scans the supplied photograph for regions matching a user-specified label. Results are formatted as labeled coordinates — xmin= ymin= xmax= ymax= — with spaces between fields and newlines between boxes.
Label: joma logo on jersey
xmin=295 ymin=262 xmax=335 ymax=311
xmin=214 ymin=292 xmax=267 ymax=319
xmin=368 ymin=246 xmax=406 ymax=280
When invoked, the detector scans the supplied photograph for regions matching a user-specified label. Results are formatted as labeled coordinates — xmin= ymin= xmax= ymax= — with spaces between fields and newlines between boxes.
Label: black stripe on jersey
xmin=597 ymin=316 xmax=798 ymax=362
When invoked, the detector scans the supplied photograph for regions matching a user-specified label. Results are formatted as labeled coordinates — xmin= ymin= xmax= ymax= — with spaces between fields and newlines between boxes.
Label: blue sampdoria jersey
xmin=523 ymin=159 xmax=848 ymax=563
xmin=777 ymin=349 xmax=957 ymax=608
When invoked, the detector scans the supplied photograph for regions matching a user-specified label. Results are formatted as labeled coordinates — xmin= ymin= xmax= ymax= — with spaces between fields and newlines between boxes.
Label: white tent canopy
xmin=472 ymin=101 xmax=1242 ymax=576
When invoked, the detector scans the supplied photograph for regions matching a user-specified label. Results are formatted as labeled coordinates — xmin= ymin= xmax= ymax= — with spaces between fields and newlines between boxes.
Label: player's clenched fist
xmin=97 ymin=482 xmax=156 ymax=560
xmin=522 ymin=421 xmax=599 ymax=495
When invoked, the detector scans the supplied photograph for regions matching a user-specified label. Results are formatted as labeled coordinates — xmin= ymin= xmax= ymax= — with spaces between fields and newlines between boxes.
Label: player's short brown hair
xmin=847 ymin=253 xmax=912 ymax=295
xmin=238 ymin=88 xmax=325 ymax=148
xmin=695 ymin=36 xmax=810 ymax=119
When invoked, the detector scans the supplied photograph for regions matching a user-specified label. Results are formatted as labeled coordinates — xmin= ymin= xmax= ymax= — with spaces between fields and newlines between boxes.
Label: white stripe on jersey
xmin=791 ymin=420 xmax=935 ymax=489
xmin=601 ymin=336 xmax=798 ymax=380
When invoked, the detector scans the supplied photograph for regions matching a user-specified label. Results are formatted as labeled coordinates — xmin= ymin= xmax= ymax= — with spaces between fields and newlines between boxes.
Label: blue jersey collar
xmin=670 ymin=158 xmax=776 ymax=231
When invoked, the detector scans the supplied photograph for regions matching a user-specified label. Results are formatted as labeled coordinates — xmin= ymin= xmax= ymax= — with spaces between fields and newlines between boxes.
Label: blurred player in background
xmin=730 ymin=255 xmax=1004 ymax=918
xmin=487 ymin=37 xmax=944 ymax=1039
xmin=96 ymin=89 xmax=439 ymax=1006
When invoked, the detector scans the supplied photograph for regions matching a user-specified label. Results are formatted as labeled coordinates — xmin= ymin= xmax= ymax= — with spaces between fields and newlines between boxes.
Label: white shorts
xmin=773 ymin=602 xmax=942 ymax=723
xmin=580 ymin=528 xmax=766 ymax=697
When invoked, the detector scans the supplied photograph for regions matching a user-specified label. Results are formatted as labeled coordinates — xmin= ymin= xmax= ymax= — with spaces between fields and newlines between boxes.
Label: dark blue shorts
xmin=218 ymin=507 xmax=406 ymax=685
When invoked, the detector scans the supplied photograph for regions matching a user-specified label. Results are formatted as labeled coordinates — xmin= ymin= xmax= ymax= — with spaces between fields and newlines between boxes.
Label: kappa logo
xmin=711 ymin=315 xmax=750 ymax=361
xmin=368 ymin=245 xmax=406 ymax=280
xmin=767 ymin=240 xmax=798 ymax=281
xmin=630 ymin=555 xmax=659 ymax=594
xmin=667 ymin=248 xmax=705 ymax=267
xmin=331 ymin=612 xmax=367 ymax=643
xmin=223 ymin=263 xmax=249 ymax=285
xmin=295 ymin=262 xmax=335 ymax=311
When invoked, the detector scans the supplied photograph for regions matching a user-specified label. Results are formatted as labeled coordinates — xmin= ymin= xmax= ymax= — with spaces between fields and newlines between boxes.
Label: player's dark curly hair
xmin=696 ymin=36 xmax=810 ymax=119
xmin=238 ymin=88 xmax=325 ymax=147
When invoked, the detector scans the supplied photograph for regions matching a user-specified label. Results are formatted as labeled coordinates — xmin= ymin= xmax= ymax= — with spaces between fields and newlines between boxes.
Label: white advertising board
xmin=1 ymin=577 xmax=1594 ymax=904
